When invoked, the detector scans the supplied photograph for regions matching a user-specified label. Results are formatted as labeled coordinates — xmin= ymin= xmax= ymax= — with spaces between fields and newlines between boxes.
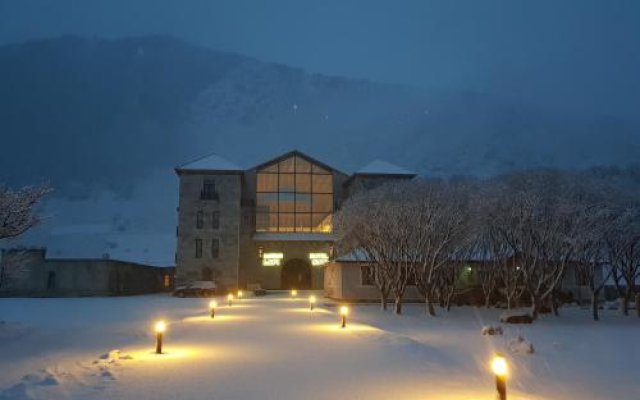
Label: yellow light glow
xmin=491 ymin=355 xmax=508 ymax=377
xmin=291 ymin=289 xmax=297 ymax=297
xmin=227 ymin=293 xmax=234 ymax=300
xmin=309 ymin=295 xmax=316 ymax=304
xmin=209 ymin=300 xmax=217 ymax=309
xmin=262 ymin=252 xmax=284 ymax=266
xmin=309 ymin=252 xmax=329 ymax=266
xmin=340 ymin=306 xmax=349 ymax=316
xmin=154 ymin=320 xmax=167 ymax=334
xmin=237 ymin=290 xmax=243 ymax=298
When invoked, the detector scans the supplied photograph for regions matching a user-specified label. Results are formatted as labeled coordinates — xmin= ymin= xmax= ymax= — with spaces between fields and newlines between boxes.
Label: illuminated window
xmin=263 ymin=252 xmax=284 ymax=266
xmin=256 ymin=155 xmax=333 ymax=232
xmin=163 ymin=274 xmax=171 ymax=288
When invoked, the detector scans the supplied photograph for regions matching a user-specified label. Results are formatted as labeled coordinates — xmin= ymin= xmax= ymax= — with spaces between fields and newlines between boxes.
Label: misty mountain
xmin=1 ymin=35 xmax=638 ymax=263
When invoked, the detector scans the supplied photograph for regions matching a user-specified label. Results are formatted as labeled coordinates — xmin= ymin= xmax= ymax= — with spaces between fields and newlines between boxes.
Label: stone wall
xmin=0 ymin=249 xmax=174 ymax=297
xmin=175 ymin=172 xmax=242 ymax=290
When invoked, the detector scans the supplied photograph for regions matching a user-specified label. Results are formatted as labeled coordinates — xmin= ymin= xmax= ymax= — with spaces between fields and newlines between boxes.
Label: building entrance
xmin=281 ymin=259 xmax=312 ymax=289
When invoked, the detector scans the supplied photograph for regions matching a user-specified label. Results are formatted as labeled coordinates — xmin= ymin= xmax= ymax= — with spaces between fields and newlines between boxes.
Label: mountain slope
xmin=1 ymin=35 xmax=638 ymax=263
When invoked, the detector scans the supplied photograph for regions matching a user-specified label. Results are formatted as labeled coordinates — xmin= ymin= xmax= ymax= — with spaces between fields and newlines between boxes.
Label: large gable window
xmin=256 ymin=155 xmax=333 ymax=233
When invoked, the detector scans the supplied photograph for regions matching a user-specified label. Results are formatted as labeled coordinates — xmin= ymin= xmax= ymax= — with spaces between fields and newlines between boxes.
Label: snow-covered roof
xmin=355 ymin=159 xmax=415 ymax=176
xmin=177 ymin=153 xmax=243 ymax=172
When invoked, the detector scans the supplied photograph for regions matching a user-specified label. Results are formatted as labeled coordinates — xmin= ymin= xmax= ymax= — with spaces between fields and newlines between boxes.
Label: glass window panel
xmin=257 ymin=173 xmax=278 ymax=192
xmin=312 ymin=194 xmax=333 ymax=212
xmin=279 ymin=156 xmax=295 ymax=173
xmin=295 ymin=213 xmax=311 ymax=232
xmin=278 ymin=213 xmax=295 ymax=232
xmin=296 ymin=193 xmax=311 ymax=212
xmin=295 ymin=174 xmax=311 ymax=193
xmin=279 ymin=173 xmax=295 ymax=192
xmin=312 ymin=164 xmax=330 ymax=174
xmin=279 ymin=193 xmax=296 ymax=212
xmin=257 ymin=193 xmax=278 ymax=213
xmin=312 ymin=213 xmax=333 ymax=233
xmin=256 ymin=213 xmax=278 ymax=232
xmin=312 ymin=174 xmax=333 ymax=193
xmin=295 ymin=156 xmax=311 ymax=173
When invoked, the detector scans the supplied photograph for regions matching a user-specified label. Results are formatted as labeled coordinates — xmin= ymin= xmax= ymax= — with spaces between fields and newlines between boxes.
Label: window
xmin=361 ymin=265 xmax=375 ymax=286
xmin=201 ymin=179 xmax=218 ymax=200
xmin=196 ymin=210 xmax=204 ymax=229
xmin=211 ymin=238 xmax=220 ymax=258
xmin=163 ymin=274 xmax=171 ymax=288
xmin=212 ymin=211 xmax=220 ymax=229
xmin=256 ymin=155 xmax=334 ymax=233
xmin=195 ymin=239 xmax=203 ymax=258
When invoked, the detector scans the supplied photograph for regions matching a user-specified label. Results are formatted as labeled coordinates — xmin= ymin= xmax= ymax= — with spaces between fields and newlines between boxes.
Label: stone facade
xmin=175 ymin=172 xmax=242 ymax=290
xmin=0 ymin=248 xmax=174 ymax=297
xmin=175 ymin=150 xmax=416 ymax=293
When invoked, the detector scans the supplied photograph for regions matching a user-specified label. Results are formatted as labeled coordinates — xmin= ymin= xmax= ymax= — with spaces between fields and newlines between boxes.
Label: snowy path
xmin=1 ymin=294 xmax=638 ymax=399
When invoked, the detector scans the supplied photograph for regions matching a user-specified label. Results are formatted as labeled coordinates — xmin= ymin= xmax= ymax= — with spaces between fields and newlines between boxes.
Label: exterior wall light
xmin=154 ymin=320 xmax=167 ymax=354
xmin=209 ymin=300 xmax=217 ymax=318
xmin=237 ymin=290 xmax=243 ymax=299
xmin=491 ymin=354 xmax=508 ymax=400
xmin=340 ymin=306 xmax=349 ymax=328
xmin=227 ymin=293 xmax=234 ymax=307
xmin=309 ymin=295 xmax=316 ymax=311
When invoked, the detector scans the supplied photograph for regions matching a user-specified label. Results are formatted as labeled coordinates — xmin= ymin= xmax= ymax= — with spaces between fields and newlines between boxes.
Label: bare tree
xmin=0 ymin=184 xmax=50 ymax=289
xmin=0 ymin=185 xmax=51 ymax=240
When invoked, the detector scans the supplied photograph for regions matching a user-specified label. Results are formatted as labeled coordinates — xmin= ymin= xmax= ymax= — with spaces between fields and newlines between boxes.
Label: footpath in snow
xmin=0 ymin=293 xmax=638 ymax=399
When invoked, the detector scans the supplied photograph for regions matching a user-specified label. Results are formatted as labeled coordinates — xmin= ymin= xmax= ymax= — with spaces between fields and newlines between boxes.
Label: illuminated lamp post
xmin=209 ymin=300 xmax=217 ymax=318
xmin=491 ymin=354 xmax=508 ymax=400
xmin=237 ymin=290 xmax=243 ymax=300
xmin=227 ymin=293 xmax=234 ymax=307
xmin=291 ymin=289 xmax=297 ymax=297
xmin=154 ymin=320 xmax=166 ymax=354
xmin=309 ymin=295 xmax=316 ymax=311
xmin=340 ymin=306 xmax=349 ymax=328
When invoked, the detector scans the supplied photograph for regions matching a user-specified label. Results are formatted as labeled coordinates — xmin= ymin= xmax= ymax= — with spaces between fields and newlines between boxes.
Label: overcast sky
xmin=1 ymin=0 xmax=639 ymax=120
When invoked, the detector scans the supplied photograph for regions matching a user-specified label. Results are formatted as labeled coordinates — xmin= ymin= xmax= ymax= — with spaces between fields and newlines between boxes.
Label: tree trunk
xmin=551 ymin=293 xmax=559 ymax=317
xmin=530 ymin=295 xmax=539 ymax=320
xmin=591 ymin=291 xmax=600 ymax=321
xmin=506 ymin=295 xmax=513 ymax=310
xmin=380 ymin=292 xmax=388 ymax=311
xmin=426 ymin=296 xmax=436 ymax=317
xmin=484 ymin=292 xmax=491 ymax=308
xmin=394 ymin=296 xmax=402 ymax=315
xmin=621 ymin=294 xmax=630 ymax=316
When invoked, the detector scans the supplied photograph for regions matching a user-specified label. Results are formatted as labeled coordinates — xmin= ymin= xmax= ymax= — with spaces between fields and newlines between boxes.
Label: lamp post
xmin=291 ymin=289 xmax=297 ymax=297
xmin=237 ymin=290 xmax=243 ymax=300
xmin=309 ymin=295 xmax=316 ymax=311
xmin=209 ymin=300 xmax=217 ymax=318
xmin=491 ymin=354 xmax=508 ymax=400
xmin=227 ymin=293 xmax=234 ymax=307
xmin=154 ymin=320 xmax=166 ymax=354
xmin=340 ymin=306 xmax=349 ymax=328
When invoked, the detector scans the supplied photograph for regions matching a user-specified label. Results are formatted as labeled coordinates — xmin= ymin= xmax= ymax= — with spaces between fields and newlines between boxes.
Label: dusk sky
xmin=1 ymin=0 xmax=639 ymax=120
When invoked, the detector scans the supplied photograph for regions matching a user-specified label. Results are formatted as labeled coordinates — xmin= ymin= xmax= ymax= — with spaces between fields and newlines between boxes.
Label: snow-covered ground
xmin=0 ymin=293 xmax=638 ymax=400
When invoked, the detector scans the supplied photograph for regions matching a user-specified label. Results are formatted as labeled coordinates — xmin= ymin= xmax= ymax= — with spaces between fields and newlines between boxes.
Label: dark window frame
xmin=195 ymin=238 xmax=203 ymax=258
xmin=211 ymin=238 xmax=220 ymax=259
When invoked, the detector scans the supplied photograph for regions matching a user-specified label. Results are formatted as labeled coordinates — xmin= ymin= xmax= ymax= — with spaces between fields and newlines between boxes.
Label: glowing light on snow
xmin=492 ymin=355 xmax=508 ymax=377
xmin=340 ymin=306 xmax=349 ymax=328
xmin=154 ymin=320 xmax=166 ymax=334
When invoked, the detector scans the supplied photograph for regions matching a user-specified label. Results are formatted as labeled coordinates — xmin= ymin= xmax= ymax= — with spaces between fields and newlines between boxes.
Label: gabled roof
xmin=355 ymin=159 xmax=416 ymax=176
xmin=250 ymin=149 xmax=345 ymax=175
xmin=176 ymin=153 xmax=243 ymax=173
